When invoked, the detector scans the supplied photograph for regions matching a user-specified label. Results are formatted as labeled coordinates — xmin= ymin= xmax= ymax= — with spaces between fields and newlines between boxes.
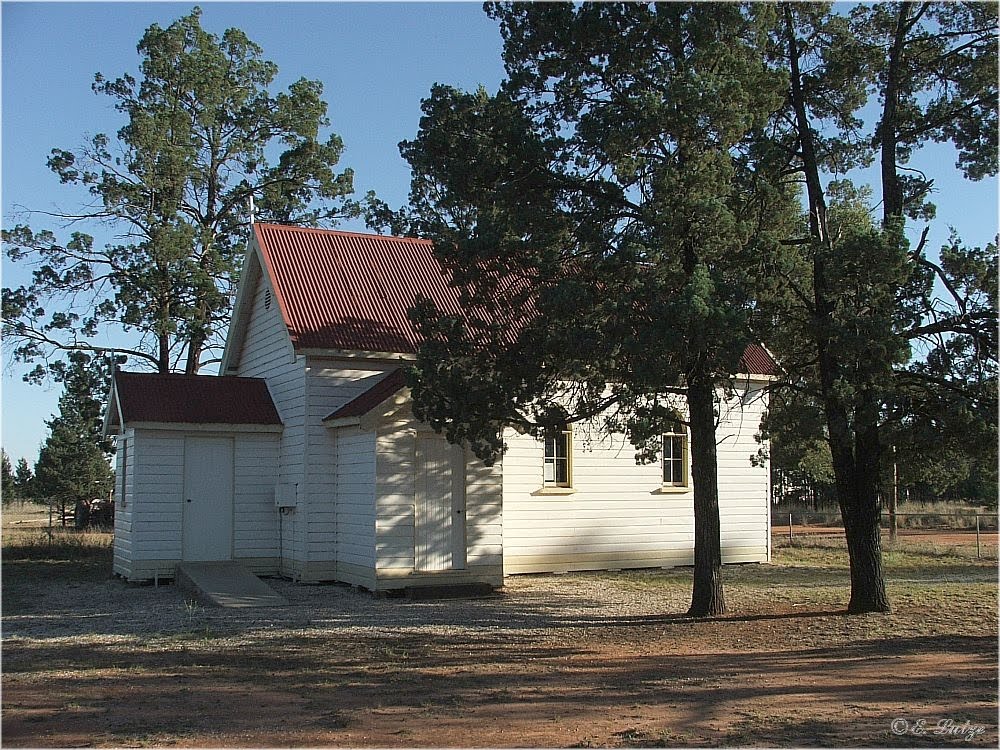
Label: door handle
xmin=186 ymin=498 xmax=193 ymax=503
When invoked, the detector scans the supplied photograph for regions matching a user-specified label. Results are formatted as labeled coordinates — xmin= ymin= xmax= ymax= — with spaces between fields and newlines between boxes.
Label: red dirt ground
xmin=3 ymin=503 xmax=996 ymax=748
xmin=4 ymin=597 xmax=996 ymax=747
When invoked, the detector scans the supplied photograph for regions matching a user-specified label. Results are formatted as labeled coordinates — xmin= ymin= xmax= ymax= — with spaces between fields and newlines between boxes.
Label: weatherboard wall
xmin=301 ymin=359 xmax=504 ymax=590
xmin=112 ymin=428 xmax=135 ymax=579
xmin=501 ymin=380 xmax=770 ymax=574
xmin=111 ymin=428 xmax=280 ymax=582
xmin=372 ymin=403 xmax=504 ymax=590
xmin=716 ymin=379 xmax=771 ymax=563
xmin=303 ymin=359 xmax=397 ymax=584
xmin=234 ymin=267 xmax=307 ymax=578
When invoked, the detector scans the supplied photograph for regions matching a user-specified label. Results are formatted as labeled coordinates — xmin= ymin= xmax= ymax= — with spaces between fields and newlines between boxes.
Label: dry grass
xmin=3 ymin=527 xmax=113 ymax=560
xmin=3 ymin=503 xmax=114 ymax=596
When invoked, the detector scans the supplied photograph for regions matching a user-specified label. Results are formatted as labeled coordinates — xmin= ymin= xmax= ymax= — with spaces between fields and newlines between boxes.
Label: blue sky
xmin=2 ymin=2 xmax=507 ymax=463
xmin=2 ymin=2 xmax=997 ymax=465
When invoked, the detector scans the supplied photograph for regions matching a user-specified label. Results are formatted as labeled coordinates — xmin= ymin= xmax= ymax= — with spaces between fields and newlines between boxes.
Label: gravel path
xmin=3 ymin=569 xmax=693 ymax=647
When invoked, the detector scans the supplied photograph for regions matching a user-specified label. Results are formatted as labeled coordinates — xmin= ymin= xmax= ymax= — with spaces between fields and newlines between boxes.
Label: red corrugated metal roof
xmin=739 ymin=344 xmax=778 ymax=377
xmin=252 ymin=223 xmax=777 ymax=376
xmin=323 ymin=369 xmax=407 ymax=421
xmin=114 ymin=372 xmax=282 ymax=425
xmin=255 ymin=223 xmax=465 ymax=354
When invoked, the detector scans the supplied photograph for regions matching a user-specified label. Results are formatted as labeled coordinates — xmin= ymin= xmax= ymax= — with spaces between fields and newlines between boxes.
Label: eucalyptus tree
xmin=3 ymin=8 xmax=359 ymax=379
xmin=393 ymin=2 xmax=796 ymax=616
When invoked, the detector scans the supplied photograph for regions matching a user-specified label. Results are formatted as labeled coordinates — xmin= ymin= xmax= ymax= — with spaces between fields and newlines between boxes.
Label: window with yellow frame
xmin=662 ymin=421 xmax=688 ymax=487
xmin=543 ymin=423 xmax=572 ymax=487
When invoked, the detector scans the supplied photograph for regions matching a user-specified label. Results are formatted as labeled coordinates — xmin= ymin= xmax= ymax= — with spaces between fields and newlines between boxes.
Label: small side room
xmin=103 ymin=368 xmax=504 ymax=593
xmin=320 ymin=367 xmax=503 ymax=593
xmin=104 ymin=371 xmax=284 ymax=582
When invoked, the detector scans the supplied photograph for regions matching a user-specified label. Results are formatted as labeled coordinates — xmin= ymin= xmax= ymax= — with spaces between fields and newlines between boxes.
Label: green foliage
xmin=853 ymin=1 xmax=998 ymax=217
xmin=13 ymin=458 xmax=33 ymax=501
xmin=2 ymin=450 xmax=15 ymax=505
xmin=394 ymin=3 xmax=798 ymax=466
xmin=2 ymin=8 xmax=359 ymax=378
xmin=763 ymin=392 xmax=834 ymax=485
xmin=770 ymin=2 xmax=997 ymax=484
xmin=1 ymin=452 xmax=35 ymax=505
xmin=887 ymin=236 xmax=998 ymax=507
xmin=32 ymin=352 xmax=114 ymax=520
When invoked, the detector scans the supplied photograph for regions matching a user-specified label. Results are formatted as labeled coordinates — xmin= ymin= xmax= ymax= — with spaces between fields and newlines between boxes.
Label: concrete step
xmin=176 ymin=562 xmax=289 ymax=608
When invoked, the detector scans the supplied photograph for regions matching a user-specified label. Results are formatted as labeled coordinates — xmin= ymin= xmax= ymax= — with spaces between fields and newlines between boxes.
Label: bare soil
xmin=2 ymin=504 xmax=997 ymax=748
xmin=773 ymin=523 xmax=999 ymax=550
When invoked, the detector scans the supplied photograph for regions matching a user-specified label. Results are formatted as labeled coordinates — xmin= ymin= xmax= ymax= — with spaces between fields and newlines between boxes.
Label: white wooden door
xmin=182 ymin=436 xmax=234 ymax=561
xmin=415 ymin=436 xmax=466 ymax=571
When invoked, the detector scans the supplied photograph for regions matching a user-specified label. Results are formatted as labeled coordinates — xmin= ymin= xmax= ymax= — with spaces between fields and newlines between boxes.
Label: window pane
xmin=664 ymin=455 xmax=675 ymax=484
xmin=669 ymin=457 xmax=684 ymax=484
xmin=663 ymin=432 xmax=685 ymax=485
xmin=543 ymin=425 xmax=571 ymax=487
xmin=556 ymin=457 xmax=568 ymax=485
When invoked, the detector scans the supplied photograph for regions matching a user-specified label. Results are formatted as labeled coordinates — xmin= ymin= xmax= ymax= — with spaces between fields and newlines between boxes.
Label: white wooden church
xmin=104 ymin=224 xmax=775 ymax=590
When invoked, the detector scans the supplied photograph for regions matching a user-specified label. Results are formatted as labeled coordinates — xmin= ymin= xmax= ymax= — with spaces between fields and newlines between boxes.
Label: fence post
xmin=788 ymin=513 xmax=793 ymax=546
xmin=976 ymin=514 xmax=981 ymax=559
xmin=889 ymin=449 xmax=898 ymax=542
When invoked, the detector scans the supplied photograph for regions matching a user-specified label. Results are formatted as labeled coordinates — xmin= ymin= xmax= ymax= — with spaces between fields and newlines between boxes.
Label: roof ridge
xmin=116 ymin=371 xmax=265 ymax=382
xmin=254 ymin=223 xmax=433 ymax=245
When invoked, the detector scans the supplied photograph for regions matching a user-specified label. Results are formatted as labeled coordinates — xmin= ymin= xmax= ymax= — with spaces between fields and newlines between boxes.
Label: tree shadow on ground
xmin=4 ymin=552 xmax=997 ymax=747
xmin=4 ymin=631 xmax=996 ymax=747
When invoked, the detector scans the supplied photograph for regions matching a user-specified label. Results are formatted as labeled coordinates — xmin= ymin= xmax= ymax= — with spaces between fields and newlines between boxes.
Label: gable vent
xmin=264 ymin=288 xmax=272 ymax=311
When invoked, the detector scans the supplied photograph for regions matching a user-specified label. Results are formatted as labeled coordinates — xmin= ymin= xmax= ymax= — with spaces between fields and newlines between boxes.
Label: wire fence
xmin=771 ymin=511 xmax=999 ymax=559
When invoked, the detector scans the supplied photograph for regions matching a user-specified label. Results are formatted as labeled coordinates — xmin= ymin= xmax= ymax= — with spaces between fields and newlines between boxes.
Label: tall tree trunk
xmin=184 ymin=234 xmax=216 ymax=375
xmin=782 ymin=3 xmax=890 ymax=613
xmin=879 ymin=2 xmax=931 ymax=225
xmin=878 ymin=3 xmax=909 ymax=222
xmin=184 ymin=332 xmax=204 ymax=375
xmin=836 ymin=405 xmax=891 ymax=613
xmin=157 ymin=331 xmax=170 ymax=374
xmin=687 ymin=367 xmax=725 ymax=617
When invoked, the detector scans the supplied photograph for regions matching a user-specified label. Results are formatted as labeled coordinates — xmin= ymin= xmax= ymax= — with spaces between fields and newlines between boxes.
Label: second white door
xmin=415 ymin=436 xmax=466 ymax=571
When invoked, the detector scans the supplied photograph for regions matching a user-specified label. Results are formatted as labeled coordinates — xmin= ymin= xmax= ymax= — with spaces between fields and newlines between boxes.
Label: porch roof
xmin=110 ymin=372 xmax=282 ymax=428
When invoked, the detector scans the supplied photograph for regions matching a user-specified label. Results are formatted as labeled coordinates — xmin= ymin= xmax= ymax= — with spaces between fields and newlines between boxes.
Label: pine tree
xmin=2 ymin=450 xmax=16 ymax=505
xmin=391 ymin=3 xmax=797 ymax=616
xmin=13 ymin=458 xmax=34 ymax=502
xmin=32 ymin=353 xmax=114 ymax=525
xmin=3 ymin=8 xmax=359 ymax=380
xmin=773 ymin=1 xmax=997 ymax=612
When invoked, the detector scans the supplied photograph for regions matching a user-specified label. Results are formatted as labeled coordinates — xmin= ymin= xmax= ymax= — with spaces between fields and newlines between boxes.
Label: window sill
xmin=532 ymin=486 xmax=577 ymax=496
xmin=655 ymin=485 xmax=690 ymax=494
